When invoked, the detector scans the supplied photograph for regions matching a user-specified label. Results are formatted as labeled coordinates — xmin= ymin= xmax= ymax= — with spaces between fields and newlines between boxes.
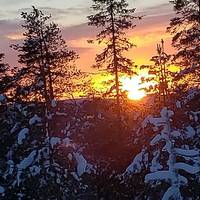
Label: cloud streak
xmin=0 ymin=2 xmax=175 ymax=71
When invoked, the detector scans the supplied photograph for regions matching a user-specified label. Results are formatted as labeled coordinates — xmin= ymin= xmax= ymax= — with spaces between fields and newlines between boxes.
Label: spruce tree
xmin=88 ymin=0 xmax=140 ymax=125
xmin=167 ymin=0 xmax=200 ymax=83
xmin=12 ymin=6 xmax=79 ymax=105
xmin=0 ymin=53 xmax=8 ymax=93
xmin=141 ymin=40 xmax=172 ymax=107
xmin=0 ymin=53 xmax=14 ymax=96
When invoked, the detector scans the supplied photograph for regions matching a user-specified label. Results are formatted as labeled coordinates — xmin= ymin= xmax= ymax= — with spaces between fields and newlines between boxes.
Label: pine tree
xmin=141 ymin=40 xmax=172 ymax=107
xmin=0 ymin=53 xmax=15 ymax=96
xmin=0 ymin=53 xmax=8 ymax=94
xmin=167 ymin=0 xmax=200 ymax=84
xmin=88 ymin=0 xmax=140 ymax=125
xmin=12 ymin=6 xmax=79 ymax=105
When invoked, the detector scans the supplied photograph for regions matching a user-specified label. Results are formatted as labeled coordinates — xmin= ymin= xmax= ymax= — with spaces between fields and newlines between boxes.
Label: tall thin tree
xmin=88 ymin=0 xmax=140 ymax=125
xmin=151 ymin=39 xmax=170 ymax=106
xmin=140 ymin=40 xmax=171 ymax=107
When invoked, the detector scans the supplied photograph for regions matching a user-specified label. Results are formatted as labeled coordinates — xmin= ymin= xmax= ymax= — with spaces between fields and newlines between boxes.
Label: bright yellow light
xmin=168 ymin=65 xmax=180 ymax=72
xmin=121 ymin=76 xmax=146 ymax=100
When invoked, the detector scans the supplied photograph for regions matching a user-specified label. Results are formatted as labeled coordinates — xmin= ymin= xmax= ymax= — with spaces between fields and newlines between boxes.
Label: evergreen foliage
xmin=88 ymin=0 xmax=141 ymax=122
xmin=12 ymin=6 xmax=79 ymax=103
xmin=167 ymin=0 xmax=200 ymax=84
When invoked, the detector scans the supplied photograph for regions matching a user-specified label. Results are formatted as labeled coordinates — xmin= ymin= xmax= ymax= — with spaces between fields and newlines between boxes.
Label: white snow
xmin=38 ymin=147 xmax=49 ymax=160
xmin=174 ymin=148 xmax=199 ymax=157
xmin=30 ymin=165 xmax=40 ymax=176
xmin=74 ymin=152 xmax=88 ymax=176
xmin=176 ymin=101 xmax=181 ymax=108
xmin=51 ymin=99 xmax=57 ymax=108
xmin=63 ymin=137 xmax=72 ymax=146
xmin=184 ymin=126 xmax=196 ymax=139
xmin=141 ymin=115 xmax=165 ymax=128
xmin=187 ymin=89 xmax=199 ymax=101
xmin=190 ymin=111 xmax=200 ymax=122
xmin=142 ymin=108 xmax=174 ymax=129
xmin=29 ymin=114 xmax=41 ymax=125
xmin=149 ymin=117 xmax=165 ymax=126
xmin=162 ymin=141 xmax=171 ymax=153
xmin=16 ymin=150 xmax=37 ymax=186
xmin=63 ymin=122 xmax=71 ymax=135
xmin=162 ymin=186 xmax=182 ymax=200
xmin=49 ymin=137 xmax=73 ymax=148
xmin=150 ymin=133 xmax=168 ymax=145
xmin=18 ymin=128 xmax=29 ymax=145
xmin=125 ymin=149 xmax=148 ymax=174
xmin=7 ymin=160 xmax=14 ymax=175
xmin=175 ymin=162 xmax=200 ymax=174
xmin=141 ymin=115 xmax=151 ymax=128
xmin=170 ymin=130 xmax=181 ymax=138
xmin=50 ymin=137 xmax=61 ymax=148
xmin=145 ymin=171 xmax=188 ymax=185
xmin=0 ymin=186 xmax=5 ymax=194
xmin=145 ymin=171 xmax=170 ymax=182
xmin=160 ymin=107 xmax=174 ymax=119
xmin=150 ymin=151 xmax=163 ymax=172
xmin=0 ymin=94 xmax=6 ymax=102
xmin=18 ymin=150 xmax=37 ymax=170
xmin=71 ymin=172 xmax=80 ymax=181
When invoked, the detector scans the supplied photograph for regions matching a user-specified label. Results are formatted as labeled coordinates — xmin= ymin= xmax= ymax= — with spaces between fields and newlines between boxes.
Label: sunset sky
xmin=0 ymin=0 xmax=175 ymax=72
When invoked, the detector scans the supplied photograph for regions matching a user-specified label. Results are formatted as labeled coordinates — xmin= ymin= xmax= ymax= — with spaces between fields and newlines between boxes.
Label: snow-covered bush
xmin=125 ymin=107 xmax=200 ymax=199
xmin=0 ymin=99 xmax=86 ymax=199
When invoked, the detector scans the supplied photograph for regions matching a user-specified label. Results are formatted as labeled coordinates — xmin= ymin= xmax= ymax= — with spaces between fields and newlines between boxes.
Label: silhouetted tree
xmin=0 ymin=53 xmax=15 ymax=95
xmin=12 ymin=6 xmax=79 ymax=105
xmin=88 ymin=0 xmax=140 ymax=125
xmin=0 ymin=53 xmax=9 ymax=94
xmin=141 ymin=40 xmax=172 ymax=107
xmin=167 ymin=0 xmax=200 ymax=84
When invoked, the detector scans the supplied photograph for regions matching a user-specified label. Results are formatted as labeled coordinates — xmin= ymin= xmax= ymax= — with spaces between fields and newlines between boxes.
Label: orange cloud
xmin=74 ymin=28 xmax=174 ymax=70
xmin=129 ymin=31 xmax=170 ymax=48
xmin=5 ymin=33 xmax=25 ymax=40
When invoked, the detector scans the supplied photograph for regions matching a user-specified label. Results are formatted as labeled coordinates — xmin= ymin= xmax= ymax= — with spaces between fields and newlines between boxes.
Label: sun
xmin=121 ymin=76 xmax=146 ymax=100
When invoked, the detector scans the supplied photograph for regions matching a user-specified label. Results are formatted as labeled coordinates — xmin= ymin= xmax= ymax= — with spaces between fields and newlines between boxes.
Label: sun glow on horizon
xmin=90 ymin=72 xmax=154 ymax=101
xmin=121 ymin=76 xmax=146 ymax=100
